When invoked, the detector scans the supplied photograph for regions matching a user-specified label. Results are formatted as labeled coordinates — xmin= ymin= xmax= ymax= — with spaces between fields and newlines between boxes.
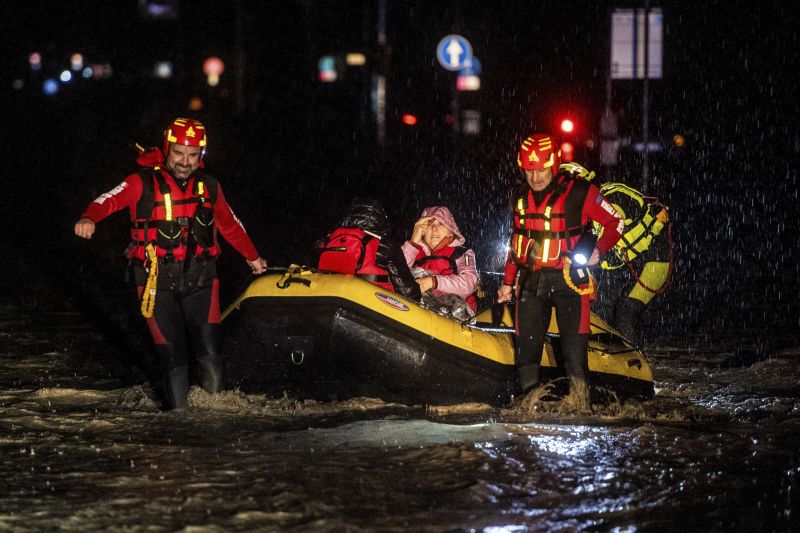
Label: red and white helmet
xmin=163 ymin=117 xmax=207 ymax=156
xmin=517 ymin=133 xmax=561 ymax=171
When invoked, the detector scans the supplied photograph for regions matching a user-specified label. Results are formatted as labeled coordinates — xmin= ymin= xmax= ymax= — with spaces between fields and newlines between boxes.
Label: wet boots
xmin=517 ymin=364 xmax=540 ymax=395
xmin=615 ymin=297 xmax=646 ymax=346
xmin=163 ymin=365 xmax=190 ymax=409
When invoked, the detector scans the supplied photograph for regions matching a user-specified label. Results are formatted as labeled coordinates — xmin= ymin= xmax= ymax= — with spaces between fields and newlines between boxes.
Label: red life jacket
xmin=318 ymin=227 xmax=394 ymax=292
xmin=129 ymin=169 xmax=219 ymax=261
xmin=510 ymin=173 xmax=590 ymax=270
xmin=413 ymin=245 xmax=477 ymax=311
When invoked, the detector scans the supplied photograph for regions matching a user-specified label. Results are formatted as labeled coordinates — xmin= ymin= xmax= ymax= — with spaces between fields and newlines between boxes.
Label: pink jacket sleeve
xmin=401 ymin=240 xmax=423 ymax=267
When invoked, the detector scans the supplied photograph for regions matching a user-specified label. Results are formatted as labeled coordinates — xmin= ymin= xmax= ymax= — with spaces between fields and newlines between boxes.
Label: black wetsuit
xmin=133 ymin=258 xmax=223 ymax=409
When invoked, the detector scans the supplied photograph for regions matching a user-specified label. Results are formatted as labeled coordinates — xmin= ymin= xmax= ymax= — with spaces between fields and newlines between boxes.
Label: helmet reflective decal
xmin=517 ymin=133 xmax=561 ymax=171
xmin=163 ymin=117 xmax=207 ymax=155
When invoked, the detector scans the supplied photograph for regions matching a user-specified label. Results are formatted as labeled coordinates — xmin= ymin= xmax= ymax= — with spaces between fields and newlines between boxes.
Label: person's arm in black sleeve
xmin=377 ymin=238 xmax=422 ymax=301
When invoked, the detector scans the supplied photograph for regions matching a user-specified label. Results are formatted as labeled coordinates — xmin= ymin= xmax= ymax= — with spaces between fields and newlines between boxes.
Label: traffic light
xmin=560 ymin=140 xmax=575 ymax=162
xmin=401 ymin=113 xmax=418 ymax=126
xmin=559 ymin=117 xmax=576 ymax=162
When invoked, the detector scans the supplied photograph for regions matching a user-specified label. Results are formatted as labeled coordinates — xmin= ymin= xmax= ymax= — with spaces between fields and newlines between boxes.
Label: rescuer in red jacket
xmin=74 ymin=117 xmax=267 ymax=409
xmin=497 ymin=133 xmax=623 ymax=409
xmin=318 ymin=198 xmax=421 ymax=301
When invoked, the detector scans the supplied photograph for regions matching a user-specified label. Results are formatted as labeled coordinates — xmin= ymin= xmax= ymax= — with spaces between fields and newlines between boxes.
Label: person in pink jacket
xmin=402 ymin=206 xmax=479 ymax=314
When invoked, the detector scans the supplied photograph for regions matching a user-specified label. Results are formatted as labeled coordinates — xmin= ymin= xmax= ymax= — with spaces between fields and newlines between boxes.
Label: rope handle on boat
xmin=276 ymin=264 xmax=313 ymax=289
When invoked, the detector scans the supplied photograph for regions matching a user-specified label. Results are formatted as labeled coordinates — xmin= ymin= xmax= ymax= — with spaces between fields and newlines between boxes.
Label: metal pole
xmin=642 ymin=0 xmax=650 ymax=192
xmin=375 ymin=0 xmax=387 ymax=147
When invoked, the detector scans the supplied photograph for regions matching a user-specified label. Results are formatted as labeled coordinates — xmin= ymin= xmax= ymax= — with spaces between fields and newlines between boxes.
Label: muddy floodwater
xmin=1 ymin=297 xmax=799 ymax=532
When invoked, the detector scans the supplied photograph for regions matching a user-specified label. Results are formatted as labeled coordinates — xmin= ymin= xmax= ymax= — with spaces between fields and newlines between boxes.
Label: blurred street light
xmin=345 ymin=53 xmax=366 ymax=66
xmin=401 ymin=113 xmax=418 ymax=126
xmin=70 ymin=53 xmax=84 ymax=71
xmin=154 ymin=61 xmax=173 ymax=79
xmin=29 ymin=52 xmax=42 ymax=71
xmin=318 ymin=55 xmax=337 ymax=82
xmin=456 ymin=75 xmax=480 ymax=91
xmin=203 ymin=56 xmax=224 ymax=87
xmin=43 ymin=79 xmax=58 ymax=95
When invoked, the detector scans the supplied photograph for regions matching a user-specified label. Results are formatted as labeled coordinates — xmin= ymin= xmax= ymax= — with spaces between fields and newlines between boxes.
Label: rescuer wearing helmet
xmin=497 ymin=134 xmax=624 ymax=409
xmin=74 ymin=117 xmax=267 ymax=409
xmin=586 ymin=175 xmax=671 ymax=347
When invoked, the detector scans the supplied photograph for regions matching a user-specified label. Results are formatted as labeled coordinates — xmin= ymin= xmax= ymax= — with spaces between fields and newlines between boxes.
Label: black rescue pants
xmin=133 ymin=258 xmax=223 ymax=409
xmin=515 ymin=269 xmax=590 ymax=394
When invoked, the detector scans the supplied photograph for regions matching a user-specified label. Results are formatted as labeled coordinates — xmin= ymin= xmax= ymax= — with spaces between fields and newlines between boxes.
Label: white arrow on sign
xmin=445 ymin=39 xmax=464 ymax=69
xmin=436 ymin=34 xmax=473 ymax=71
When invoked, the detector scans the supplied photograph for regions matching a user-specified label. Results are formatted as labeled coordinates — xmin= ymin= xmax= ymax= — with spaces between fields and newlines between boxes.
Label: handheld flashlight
xmin=572 ymin=231 xmax=597 ymax=266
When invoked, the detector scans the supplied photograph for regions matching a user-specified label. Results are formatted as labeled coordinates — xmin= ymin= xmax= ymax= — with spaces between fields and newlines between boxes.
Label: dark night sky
xmin=2 ymin=1 xmax=799 ymax=337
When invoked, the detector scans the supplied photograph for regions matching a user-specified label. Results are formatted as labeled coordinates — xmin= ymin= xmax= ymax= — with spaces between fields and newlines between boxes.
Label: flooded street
xmin=2 ymin=296 xmax=798 ymax=531
xmin=5 ymin=1 xmax=800 ymax=530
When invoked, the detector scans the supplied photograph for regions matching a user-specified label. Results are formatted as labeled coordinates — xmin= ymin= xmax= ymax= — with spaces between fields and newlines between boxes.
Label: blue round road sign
xmin=436 ymin=34 xmax=473 ymax=71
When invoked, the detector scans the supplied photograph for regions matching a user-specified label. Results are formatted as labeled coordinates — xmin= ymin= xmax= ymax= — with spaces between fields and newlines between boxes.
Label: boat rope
xmin=562 ymin=257 xmax=595 ymax=296
xmin=140 ymin=243 xmax=158 ymax=318
xmin=276 ymin=264 xmax=312 ymax=289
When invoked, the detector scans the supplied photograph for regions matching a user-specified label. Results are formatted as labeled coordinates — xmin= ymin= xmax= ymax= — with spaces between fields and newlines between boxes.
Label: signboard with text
xmin=611 ymin=8 xmax=663 ymax=79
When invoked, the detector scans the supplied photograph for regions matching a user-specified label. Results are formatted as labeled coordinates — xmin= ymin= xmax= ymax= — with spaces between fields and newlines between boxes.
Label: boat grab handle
xmin=277 ymin=264 xmax=314 ymax=289
xmin=291 ymin=350 xmax=305 ymax=365
xmin=276 ymin=276 xmax=311 ymax=289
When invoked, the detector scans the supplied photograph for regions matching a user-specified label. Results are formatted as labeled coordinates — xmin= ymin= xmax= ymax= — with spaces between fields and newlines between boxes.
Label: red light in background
xmin=560 ymin=119 xmax=575 ymax=133
xmin=319 ymin=70 xmax=337 ymax=82
xmin=203 ymin=56 xmax=225 ymax=77
xmin=561 ymin=141 xmax=574 ymax=162
xmin=402 ymin=114 xmax=418 ymax=126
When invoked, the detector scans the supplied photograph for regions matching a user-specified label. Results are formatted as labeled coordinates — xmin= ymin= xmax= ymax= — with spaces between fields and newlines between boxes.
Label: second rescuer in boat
xmin=317 ymin=198 xmax=421 ymax=300
xmin=497 ymin=133 xmax=624 ymax=408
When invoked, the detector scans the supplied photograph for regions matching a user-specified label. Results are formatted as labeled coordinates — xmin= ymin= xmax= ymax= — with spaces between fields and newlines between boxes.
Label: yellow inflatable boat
xmin=221 ymin=267 xmax=654 ymax=406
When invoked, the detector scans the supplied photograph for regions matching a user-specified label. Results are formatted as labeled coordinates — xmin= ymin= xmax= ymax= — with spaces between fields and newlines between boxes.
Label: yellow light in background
xmin=189 ymin=97 xmax=203 ymax=111
xmin=345 ymin=53 xmax=366 ymax=66
xmin=207 ymin=74 xmax=220 ymax=87
xmin=673 ymin=134 xmax=685 ymax=148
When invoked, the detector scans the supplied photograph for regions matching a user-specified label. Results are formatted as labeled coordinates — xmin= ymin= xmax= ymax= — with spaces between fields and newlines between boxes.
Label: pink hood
xmin=421 ymin=206 xmax=465 ymax=247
